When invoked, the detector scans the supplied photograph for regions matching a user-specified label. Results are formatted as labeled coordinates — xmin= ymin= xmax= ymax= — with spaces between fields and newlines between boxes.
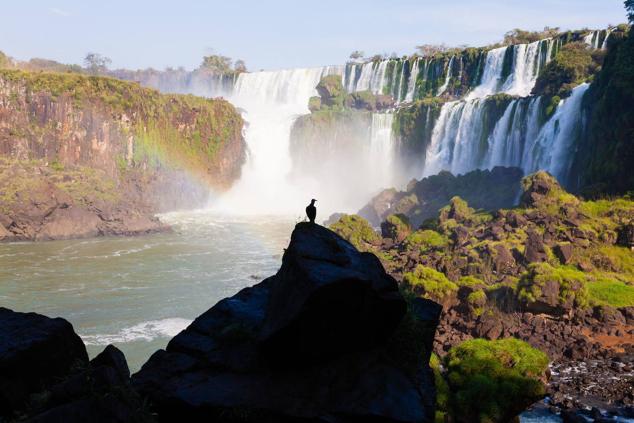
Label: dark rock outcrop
xmin=133 ymin=223 xmax=440 ymax=422
xmin=0 ymin=308 xmax=88 ymax=417
xmin=359 ymin=167 xmax=523 ymax=228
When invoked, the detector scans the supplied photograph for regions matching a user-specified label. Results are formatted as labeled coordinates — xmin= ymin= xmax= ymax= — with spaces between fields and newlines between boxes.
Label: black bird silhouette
xmin=306 ymin=199 xmax=317 ymax=223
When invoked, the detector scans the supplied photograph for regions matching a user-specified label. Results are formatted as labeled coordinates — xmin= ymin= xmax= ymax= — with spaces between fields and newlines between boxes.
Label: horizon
xmin=1 ymin=0 xmax=627 ymax=72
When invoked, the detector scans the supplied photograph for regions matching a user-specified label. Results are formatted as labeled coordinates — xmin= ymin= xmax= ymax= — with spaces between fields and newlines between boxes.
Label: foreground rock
xmin=133 ymin=222 xmax=441 ymax=422
xmin=0 ymin=308 xmax=151 ymax=422
xmin=0 ymin=308 xmax=88 ymax=416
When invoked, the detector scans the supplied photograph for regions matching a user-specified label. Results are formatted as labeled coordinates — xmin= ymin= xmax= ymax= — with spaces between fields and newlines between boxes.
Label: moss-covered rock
xmin=329 ymin=214 xmax=381 ymax=252
xmin=381 ymin=213 xmax=412 ymax=243
xmin=315 ymin=75 xmax=345 ymax=109
xmin=403 ymin=265 xmax=458 ymax=302
xmin=444 ymin=338 xmax=549 ymax=423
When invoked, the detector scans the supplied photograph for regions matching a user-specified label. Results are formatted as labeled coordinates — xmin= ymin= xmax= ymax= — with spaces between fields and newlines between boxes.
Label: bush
xmin=444 ymin=338 xmax=549 ymax=423
xmin=403 ymin=265 xmax=458 ymax=300
xmin=329 ymin=214 xmax=380 ymax=251
xmin=404 ymin=229 xmax=448 ymax=253
xmin=516 ymin=263 xmax=589 ymax=309
xmin=532 ymin=42 xmax=598 ymax=98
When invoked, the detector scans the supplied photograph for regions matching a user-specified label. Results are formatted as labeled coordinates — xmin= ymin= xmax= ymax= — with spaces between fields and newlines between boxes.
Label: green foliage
xmin=430 ymin=353 xmax=450 ymax=421
xmin=405 ymin=229 xmax=448 ymax=254
xmin=0 ymin=69 xmax=244 ymax=186
xmin=587 ymin=278 xmax=634 ymax=307
xmin=457 ymin=276 xmax=485 ymax=287
xmin=308 ymin=96 xmax=321 ymax=112
xmin=316 ymin=75 xmax=345 ymax=109
xmin=403 ymin=265 xmax=458 ymax=300
xmin=517 ymin=263 xmax=589 ymax=308
xmin=200 ymin=54 xmax=233 ymax=73
xmin=329 ymin=214 xmax=380 ymax=251
xmin=573 ymin=27 xmax=634 ymax=194
xmin=445 ymin=338 xmax=549 ymax=423
xmin=626 ymin=0 xmax=634 ymax=23
xmin=533 ymin=42 xmax=599 ymax=98
xmin=503 ymin=27 xmax=561 ymax=45
xmin=50 ymin=159 xmax=64 ymax=171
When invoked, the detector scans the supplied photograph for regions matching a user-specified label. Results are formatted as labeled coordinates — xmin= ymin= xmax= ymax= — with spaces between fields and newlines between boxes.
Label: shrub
xmin=403 ymin=265 xmax=458 ymax=300
xmin=457 ymin=276 xmax=485 ymax=287
xmin=329 ymin=214 xmax=380 ymax=251
xmin=532 ymin=42 xmax=598 ymax=98
xmin=404 ymin=229 xmax=448 ymax=253
xmin=444 ymin=338 xmax=549 ymax=423
xmin=516 ymin=263 xmax=589 ymax=309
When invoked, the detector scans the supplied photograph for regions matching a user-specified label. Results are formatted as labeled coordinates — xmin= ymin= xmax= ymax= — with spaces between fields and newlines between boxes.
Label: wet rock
xmin=617 ymin=224 xmax=634 ymax=250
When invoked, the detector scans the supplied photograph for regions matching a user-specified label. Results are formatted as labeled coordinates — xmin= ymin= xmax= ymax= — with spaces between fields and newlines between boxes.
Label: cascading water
xmin=436 ymin=56 xmax=454 ymax=96
xmin=369 ymin=113 xmax=396 ymax=186
xmin=422 ymin=83 xmax=589 ymax=184
xmin=212 ymin=66 xmax=344 ymax=215
xmin=584 ymin=29 xmax=613 ymax=50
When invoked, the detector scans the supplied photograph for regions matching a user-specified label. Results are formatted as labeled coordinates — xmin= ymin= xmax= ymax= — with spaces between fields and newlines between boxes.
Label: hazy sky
xmin=1 ymin=0 xmax=627 ymax=71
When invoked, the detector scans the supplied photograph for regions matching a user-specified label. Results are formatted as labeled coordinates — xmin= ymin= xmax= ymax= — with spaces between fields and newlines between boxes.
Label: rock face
xmin=0 ymin=308 xmax=88 ymax=417
xmin=133 ymin=223 xmax=440 ymax=422
xmin=0 ymin=69 xmax=247 ymax=242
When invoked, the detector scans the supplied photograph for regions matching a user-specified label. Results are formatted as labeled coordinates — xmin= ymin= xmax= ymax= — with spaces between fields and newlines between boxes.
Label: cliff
xmin=0 ymin=69 xmax=246 ymax=241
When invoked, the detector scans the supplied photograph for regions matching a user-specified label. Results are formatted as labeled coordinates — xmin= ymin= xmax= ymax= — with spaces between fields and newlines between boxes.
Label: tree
xmin=626 ymin=0 xmax=634 ymax=23
xmin=83 ymin=52 xmax=111 ymax=75
xmin=349 ymin=50 xmax=364 ymax=61
xmin=234 ymin=59 xmax=247 ymax=73
xmin=200 ymin=54 xmax=232 ymax=74
xmin=415 ymin=44 xmax=448 ymax=57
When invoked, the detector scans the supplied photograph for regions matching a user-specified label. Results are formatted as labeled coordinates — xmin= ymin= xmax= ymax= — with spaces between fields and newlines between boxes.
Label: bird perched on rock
xmin=306 ymin=199 xmax=317 ymax=224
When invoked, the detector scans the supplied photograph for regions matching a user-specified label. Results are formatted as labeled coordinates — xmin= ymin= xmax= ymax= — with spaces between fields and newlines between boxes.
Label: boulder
xmin=524 ymin=231 xmax=548 ymax=263
xmin=133 ymin=223 xmax=439 ymax=422
xmin=380 ymin=213 xmax=412 ymax=243
xmin=554 ymin=243 xmax=574 ymax=264
xmin=0 ymin=308 xmax=88 ymax=417
xmin=617 ymin=223 xmax=634 ymax=250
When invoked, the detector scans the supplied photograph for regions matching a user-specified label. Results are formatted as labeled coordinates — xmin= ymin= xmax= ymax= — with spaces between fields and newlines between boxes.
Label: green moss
xmin=533 ymin=42 xmax=599 ymax=98
xmin=457 ymin=276 xmax=485 ymax=287
xmin=587 ymin=278 xmax=634 ymax=307
xmin=404 ymin=229 xmax=448 ymax=254
xmin=329 ymin=214 xmax=380 ymax=251
xmin=403 ymin=265 xmax=458 ymax=300
xmin=517 ymin=263 xmax=589 ymax=308
xmin=0 ymin=69 xmax=243 ymax=186
xmin=444 ymin=338 xmax=548 ymax=423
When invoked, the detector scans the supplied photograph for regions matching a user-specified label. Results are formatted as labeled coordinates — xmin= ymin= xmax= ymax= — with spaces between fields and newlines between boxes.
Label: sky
xmin=0 ymin=0 xmax=627 ymax=72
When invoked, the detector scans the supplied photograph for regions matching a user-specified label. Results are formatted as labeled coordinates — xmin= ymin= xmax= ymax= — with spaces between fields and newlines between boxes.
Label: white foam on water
xmin=80 ymin=318 xmax=192 ymax=345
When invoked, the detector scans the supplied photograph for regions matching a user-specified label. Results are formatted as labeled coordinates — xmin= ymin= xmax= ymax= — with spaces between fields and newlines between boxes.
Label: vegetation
xmin=0 ymin=69 xmax=244 ymax=186
xmin=443 ymin=338 xmax=548 ymax=423
xmin=503 ymin=27 xmax=560 ymax=45
xmin=532 ymin=42 xmax=602 ymax=98
xmin=404 ymin=229 xmax=448 ymax=254
xmin=84 ymin=52 xmax=111 ymax=75
xmin=572 ymin=23 xmax=634 ymax=194
xmin=329 ymin=214 xmax=381 ymax=251
xmin=517 ymin=263 xmax=589 ymax=309
xmin=403 ymin=265 xmax=458 ymax=300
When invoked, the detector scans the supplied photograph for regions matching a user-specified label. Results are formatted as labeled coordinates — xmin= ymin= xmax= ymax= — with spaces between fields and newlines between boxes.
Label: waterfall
xmin=584 ymin=29 xmax=613 ymax=50
xmin=422 ymin=84 xmax=589 ymax=184
xmin=369 ymin=113 xmax=396 ymax=184
xmin=468 ymin=39 xmax=556 ymax=98
xmin=527 ymin=83 xmax=589 ymax=182
xmin=436 ymin=56 xmax=455 ymax=96
xmin=213 ymin=66 xmax=344 ymax=214
xmin=404 ymin=59 xmax=419 ymax=102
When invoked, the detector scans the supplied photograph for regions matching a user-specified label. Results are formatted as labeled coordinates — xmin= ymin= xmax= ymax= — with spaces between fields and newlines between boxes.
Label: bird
xmin=306 ymin=199 xmax=317 ymax=224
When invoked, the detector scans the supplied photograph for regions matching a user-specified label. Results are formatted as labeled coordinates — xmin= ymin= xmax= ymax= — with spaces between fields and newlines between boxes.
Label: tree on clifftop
xmin=84 ymin=53 xmax=111 ymax=75
xmin=626 ymin=0 xmax=634 ymax=23
xmin=200 ymin=54 xmax=232 ymax=74
xmin=349 ymin=50 xmax=365 ymax=61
